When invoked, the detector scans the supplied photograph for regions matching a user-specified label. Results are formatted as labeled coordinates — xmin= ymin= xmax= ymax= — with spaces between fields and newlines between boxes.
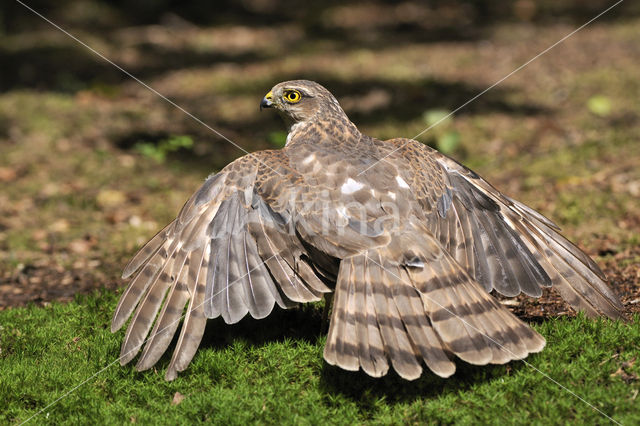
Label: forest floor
xmin=1 ymin=2 xmax=639 ymax=424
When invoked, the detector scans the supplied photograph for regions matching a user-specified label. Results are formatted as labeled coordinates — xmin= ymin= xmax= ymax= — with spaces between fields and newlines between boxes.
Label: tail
xmin=324 ymin=232 xmax=545 ymax=380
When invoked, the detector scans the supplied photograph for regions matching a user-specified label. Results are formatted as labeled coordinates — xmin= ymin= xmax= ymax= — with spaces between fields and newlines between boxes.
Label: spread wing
xmin=381 ymin=138 xmax=623 ymax=319
xmin=111 ymin=151 xmax=331 ymax=380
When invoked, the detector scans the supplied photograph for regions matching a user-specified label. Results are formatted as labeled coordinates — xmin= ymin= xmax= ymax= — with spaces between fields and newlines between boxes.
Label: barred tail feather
xmin=325 ymin=232 xmax=545 ymax=380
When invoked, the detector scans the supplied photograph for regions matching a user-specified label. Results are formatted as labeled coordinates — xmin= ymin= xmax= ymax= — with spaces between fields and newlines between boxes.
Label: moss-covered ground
xmin=1 ymin=2 xmax=639 ymax=424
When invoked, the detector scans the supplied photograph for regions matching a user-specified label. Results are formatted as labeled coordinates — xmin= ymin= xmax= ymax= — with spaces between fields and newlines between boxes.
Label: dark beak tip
xmin=260 ymin=97 xmax=273 ymax=111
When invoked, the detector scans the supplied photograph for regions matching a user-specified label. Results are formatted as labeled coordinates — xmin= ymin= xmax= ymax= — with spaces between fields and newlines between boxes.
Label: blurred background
xmin=0 ymin=0 xmax=639 ymax=313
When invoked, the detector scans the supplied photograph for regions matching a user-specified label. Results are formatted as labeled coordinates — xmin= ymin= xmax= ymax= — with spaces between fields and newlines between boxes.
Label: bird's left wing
xmin=379 ymin=138 xmax=623 ymax=320
xmin=111 ymin=151 xmax=331 ymax=380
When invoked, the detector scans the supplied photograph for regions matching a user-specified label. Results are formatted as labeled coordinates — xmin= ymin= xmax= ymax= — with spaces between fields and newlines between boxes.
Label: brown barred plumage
xmin=112 ymin=80 xmax=623 ymax=381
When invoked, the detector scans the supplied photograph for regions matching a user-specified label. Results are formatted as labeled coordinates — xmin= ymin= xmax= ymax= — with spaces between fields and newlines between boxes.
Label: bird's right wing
xmin=111 ymin=150 xmax=331 ymax=380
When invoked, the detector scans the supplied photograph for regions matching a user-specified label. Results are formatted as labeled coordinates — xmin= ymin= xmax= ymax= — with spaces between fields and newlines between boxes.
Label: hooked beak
xmin=260 ymin=91 xmax=274 ymax=110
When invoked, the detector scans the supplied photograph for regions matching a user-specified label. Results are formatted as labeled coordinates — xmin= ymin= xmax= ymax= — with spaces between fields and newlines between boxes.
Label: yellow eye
xmin=283 ymin=90 xmax=302 ymax=103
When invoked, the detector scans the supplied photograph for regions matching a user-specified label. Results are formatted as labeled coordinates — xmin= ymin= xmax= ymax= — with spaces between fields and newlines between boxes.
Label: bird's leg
xmin=321 ymin=293 xmax=334 ymax=333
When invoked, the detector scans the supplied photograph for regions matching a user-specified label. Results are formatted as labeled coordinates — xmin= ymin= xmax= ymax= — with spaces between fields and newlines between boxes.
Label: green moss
xmin=1 ymin=295 xmax=639 ymax=424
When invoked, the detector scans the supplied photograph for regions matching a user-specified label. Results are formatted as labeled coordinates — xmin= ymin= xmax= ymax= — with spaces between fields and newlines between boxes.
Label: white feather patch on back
xmin=341 ymin=178 xmax=365 ymax=194
xmin=396 ymin=175 xmax=410 ymax=189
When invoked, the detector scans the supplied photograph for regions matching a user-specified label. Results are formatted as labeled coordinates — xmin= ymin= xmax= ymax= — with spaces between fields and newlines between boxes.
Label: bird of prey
xmin=111 ymin=80 xmax=623 ymax=381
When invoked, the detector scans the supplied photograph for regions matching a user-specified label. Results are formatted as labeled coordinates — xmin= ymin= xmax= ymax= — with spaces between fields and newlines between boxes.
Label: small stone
xmin=129 ymin=215 xmax=142 ymax=227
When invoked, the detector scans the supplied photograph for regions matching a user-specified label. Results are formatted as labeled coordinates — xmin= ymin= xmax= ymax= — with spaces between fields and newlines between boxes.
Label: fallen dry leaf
xmin=622 ymin=357 xmax=636 ymax=370
xmin=105 ymin=209 xmax=129 ymax=224
xmin=611 ymin=357 xmax=638 ymax=384
xmin=68 ymin=234 xmax=98 ymax=254
xmin=96 ymin=189 xmax=127 ymax=209
xmin=171 ymin=391 xmax=185 ymax=405
xmin=49 ymin=219 xmax=70 ymax=233
xmin=31 ymin=229 xmax=48 ymax=241
xmin=68 ymin=239 xmax=92 ymax=254
xmin=0 ymin=167 xmax=17 ymax=182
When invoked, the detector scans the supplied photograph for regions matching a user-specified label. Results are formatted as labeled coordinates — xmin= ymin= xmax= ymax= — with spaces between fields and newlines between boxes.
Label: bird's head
xmin=260 ymin=80 xmax=345 ymax=127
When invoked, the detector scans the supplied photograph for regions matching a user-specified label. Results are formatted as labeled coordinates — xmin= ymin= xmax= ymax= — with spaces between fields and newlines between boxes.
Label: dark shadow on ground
xmin=152 ymin=300 xmax=529 ymax=404
xmin=3 ymin=0 xmax=639 ymax=92
xmin=319 ymin=359 xmax=525 ymax=406
xmin=148 ymin=301 xmax=532 ymax=409
xmin=197 ymin=303 xmax=325 ymax=351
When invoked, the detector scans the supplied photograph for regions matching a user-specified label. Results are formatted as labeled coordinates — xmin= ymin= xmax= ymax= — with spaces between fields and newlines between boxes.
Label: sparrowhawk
xmin=111 ymin=80 xmax=623 ymax=381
